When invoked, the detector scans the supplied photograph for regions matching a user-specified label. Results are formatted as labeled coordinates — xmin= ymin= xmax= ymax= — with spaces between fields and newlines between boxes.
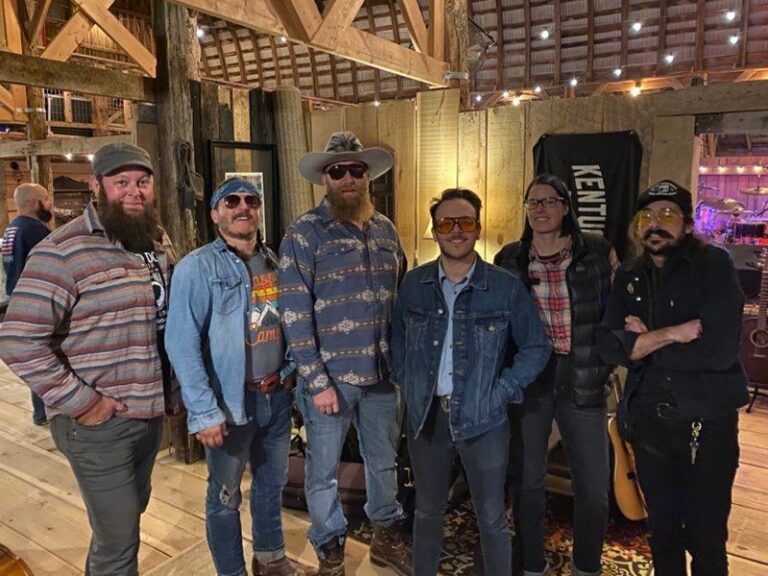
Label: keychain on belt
xmin=690 ymin=420 xmax=702 ymax=465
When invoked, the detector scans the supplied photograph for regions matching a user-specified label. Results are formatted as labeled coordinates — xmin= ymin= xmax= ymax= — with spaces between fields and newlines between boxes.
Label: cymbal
xmin=740 ymin=187 xmax=768 ymax=196
xmin=696 ymin=197 xmax=747 ymax=212
xmin=697 ymin=184 xmax=719 ymax=191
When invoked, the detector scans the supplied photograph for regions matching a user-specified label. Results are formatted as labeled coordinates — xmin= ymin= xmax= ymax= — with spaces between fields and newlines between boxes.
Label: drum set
xmin=695 ymin=184 xmax=768 ymax=247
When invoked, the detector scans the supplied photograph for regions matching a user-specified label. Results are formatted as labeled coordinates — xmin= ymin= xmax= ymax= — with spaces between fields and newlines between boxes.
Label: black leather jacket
xmin=494 ymin=232 xmax=614 ymax=406
xmin=598 ymin=238 xmax=749 ymax=425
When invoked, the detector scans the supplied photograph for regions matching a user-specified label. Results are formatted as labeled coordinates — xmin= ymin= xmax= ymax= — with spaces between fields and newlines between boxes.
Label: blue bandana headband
xmin=210 ymin=177 xmax=263 ymax=209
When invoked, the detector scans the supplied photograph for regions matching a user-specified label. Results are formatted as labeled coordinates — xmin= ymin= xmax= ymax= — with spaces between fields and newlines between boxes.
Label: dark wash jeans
xmin=509 ymin=354 xmax=609 ymax=576
xmin=408 ymin=399 xmax=511 ymax=576
xmin=50 ymin=414 xmax=163 ymax=576
xmin=633 ymin=410 xmax=739 ymax=576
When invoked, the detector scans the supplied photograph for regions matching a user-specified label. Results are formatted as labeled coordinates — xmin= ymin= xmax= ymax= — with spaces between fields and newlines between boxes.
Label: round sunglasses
xmin=636 ymin=207 xmax=683 ymax=228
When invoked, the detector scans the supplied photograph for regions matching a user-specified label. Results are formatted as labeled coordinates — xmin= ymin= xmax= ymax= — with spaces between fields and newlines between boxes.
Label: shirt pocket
xmin=374 ymin=237 xmax=400 ymax=273
xmin=473 ymin=314 xmax=510 ymax=359
xmin=210 ymin=275 xmax=243 ymax=315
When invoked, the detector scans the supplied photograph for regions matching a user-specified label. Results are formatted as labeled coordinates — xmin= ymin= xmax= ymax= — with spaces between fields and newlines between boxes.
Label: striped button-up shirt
xmin=0 ymin=203 xmax=171 ymax=419
xmin=278 ymin=199 xmax=404 ymax=395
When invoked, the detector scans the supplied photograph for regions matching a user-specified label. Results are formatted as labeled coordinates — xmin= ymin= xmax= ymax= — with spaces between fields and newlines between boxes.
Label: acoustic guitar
xmin=0 ymin=544 xmax=33 ymax=576
xmin=607 ymin=373 xmax=647 ymax=521
xmin=740 ymin=248 xmax=768 ymax=411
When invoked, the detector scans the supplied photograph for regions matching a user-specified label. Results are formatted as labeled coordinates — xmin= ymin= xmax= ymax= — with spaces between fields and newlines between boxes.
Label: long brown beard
xmin=97 ymin=189 xmax=160 ymax=253
xmin=326 ymin=188 xmax=375 ymax=223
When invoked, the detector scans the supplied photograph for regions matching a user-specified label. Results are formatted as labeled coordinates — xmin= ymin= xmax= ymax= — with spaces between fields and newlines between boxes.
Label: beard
xmin=326 ymin=186 xmax=375 ymax=223
xmin=36 ymin=205 xmax=53 ymax=223
xmin=642 ymin=228 xmax=683 ymax=256
xmin=96 ymin=189 xmax=160 ymax=253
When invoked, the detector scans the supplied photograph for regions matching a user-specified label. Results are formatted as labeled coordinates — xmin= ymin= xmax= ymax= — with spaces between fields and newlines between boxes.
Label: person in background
xmin=0 ymin=143 xmax=178 ymax=576
xmin=279 ymin=132 xmax=410 ymax=576
xmin=599 ymin=180 xmax=748 ymax=576
xmin=392 ymin=188 xmax=550 ymax=576
xmin=495 ymin=173 xmax=617 ymax=576
xmin=166 ymin=177 xmax=303 ymax=576
xmin=1 ymin=183 xmax=53 ymax=425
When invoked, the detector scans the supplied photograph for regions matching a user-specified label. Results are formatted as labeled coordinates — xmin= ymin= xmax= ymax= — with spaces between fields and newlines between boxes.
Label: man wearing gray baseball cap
xmin=0 ymin=141 xmax=179 ymax=575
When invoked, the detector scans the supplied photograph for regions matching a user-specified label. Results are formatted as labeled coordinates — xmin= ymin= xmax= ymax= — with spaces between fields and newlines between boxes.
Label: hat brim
xmin=298 ymin=148 xmax=393 ymax=186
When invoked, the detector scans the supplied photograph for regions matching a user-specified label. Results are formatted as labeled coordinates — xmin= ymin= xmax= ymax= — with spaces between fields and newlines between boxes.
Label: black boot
xmin=369 ymin=519 xmax=411 ymax=576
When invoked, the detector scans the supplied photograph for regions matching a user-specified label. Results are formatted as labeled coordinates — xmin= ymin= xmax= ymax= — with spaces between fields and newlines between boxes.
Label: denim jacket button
xmin=432 ymin=340 xmax=439 ymax=346
xmin=437 ymin=309 xmax=444 ymax=315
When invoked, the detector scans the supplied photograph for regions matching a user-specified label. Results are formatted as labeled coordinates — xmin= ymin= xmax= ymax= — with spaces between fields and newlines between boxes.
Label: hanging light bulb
xmin=630 ymin=82 xmax=641 ymax=97
xmin=631 ymin=22 xmax=642 ymax=32
xmin=196 ymin=27 xmax=205 ymax=39
xmin=664 ymin=53 xmax=675 ymax=64
xmin=502 ymin=90 xmax=510 ymax=99
xmin=512 ymin=94 xmax=521 ymax=106
xmin=569 ymin=77 xmax=578 ymax=87
xmin=540 ymin=29 xmax=550 ymax=40
xmin=613 ymin=68 xmax=623 ymax=78
xmin=725 ymin=10 xmax=737 ymax=22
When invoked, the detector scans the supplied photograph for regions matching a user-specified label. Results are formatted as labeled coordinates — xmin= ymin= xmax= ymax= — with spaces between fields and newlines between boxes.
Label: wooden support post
xmin=153 ymin=0 xmax=198 ymax=258
xmin=446 ymin=0 xmax=468 ymax=109
xmin=0 ymin=161 xmax=9 ymax=231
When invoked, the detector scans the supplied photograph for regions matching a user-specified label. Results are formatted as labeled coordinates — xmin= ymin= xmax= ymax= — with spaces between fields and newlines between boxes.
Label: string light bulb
xmin=196 ymin=27 xmax=205 ymax=39
xmin=725 ymin=10 xmax=737 ymax=22
xmin=631 ymin=22 xmax=642 ymax=32
xmin=630 ymin=83 xmax=641 ymax=97
xmin=502 ymin=90 xmax=510 ymax=98
xmin=512 ymin=94 xmax=521 ymax=106
xmin=569 ymin=77 xmax=578 ymax=87
xmin=717 ymin=166 xmax=727 ymax=173
xmin=540 ymin=29 xmax=550 ymax=40
xmin=664 ymin=53 xmax=675 ymax=64
xmin=65 ymin=153 xmax=73 ymax=161
xmin=736 ymin=165 xmax=745 ymax=173
xmin=613 ymin=68 xmax=623 ymax=78
xmin=699 ymin=166 xmax=709 ymax=173
xmin=533 ymin=85 xmax=542 ymax=94
xmin=729 ymin=35 xmax=739 ymax=45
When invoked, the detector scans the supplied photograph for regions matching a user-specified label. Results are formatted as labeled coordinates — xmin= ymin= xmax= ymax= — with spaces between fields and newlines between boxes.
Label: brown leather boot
xmin=369 ymin=519 xmax=411 ymax=576
xmin=310 ymin=537 xmax=345 ymax=576
xmin=252 ymin=555 xmax=307 ymax=575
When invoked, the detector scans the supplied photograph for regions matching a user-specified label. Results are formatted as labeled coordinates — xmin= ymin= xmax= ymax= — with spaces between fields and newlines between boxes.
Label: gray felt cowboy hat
xmin=298 ymin=131 xmax=393 ymax=186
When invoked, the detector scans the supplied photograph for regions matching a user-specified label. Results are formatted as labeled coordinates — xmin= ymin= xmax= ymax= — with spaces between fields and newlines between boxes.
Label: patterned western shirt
xmin=528 ymin=241 xmax=574 ymax=355
xmin=0 ymin=202 xmax=171 ymax=419
xmin=278 ymin=199 xmax=404 ymax=395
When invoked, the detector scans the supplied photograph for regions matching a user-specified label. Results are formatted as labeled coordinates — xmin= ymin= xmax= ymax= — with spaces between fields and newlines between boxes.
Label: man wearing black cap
xmin=167 ymin=177 xmax=303 ymax=576
xmin=0 ymin=142 xmax=178 ymax=576
xmin=599 ymin=180 xmax=749 ymax=576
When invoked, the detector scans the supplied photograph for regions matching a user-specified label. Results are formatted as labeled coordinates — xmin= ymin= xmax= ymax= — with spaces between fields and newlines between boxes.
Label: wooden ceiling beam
xmin=173 ymin=0 xmax=448 ymax=86
xmin=313 ymin=0 xmax=365 ymax=50
xmin=0 ymin=84 xmax=15 ymax=112
xmin=429 ymin=0 xmax=444 ymax=61
xmin=739 ymin=0 xmax=750 ymax=68
xmin=27 ymin=0 xmax=53 ymax=47
xmin=41 ymin=0 xmax=114 ymax=61
xmin=0 ymin=49 xmax=155 ymax=101
xmin=265 ymin=0 xmax=321 ymax=43
xmin=0 ymin=134 xmax=130 ymax=159
xmin=396 ymin=0 xmax=427 ymax=54
xmin=656 ymin=0 xmax=667 ymax=74
xmin=70 ymin=0 xmax=156 ymax=76
xmin=694 ymin=0 xmax=705 ymax=71
xmin=385 ymin=0 xmax=404 ymax=98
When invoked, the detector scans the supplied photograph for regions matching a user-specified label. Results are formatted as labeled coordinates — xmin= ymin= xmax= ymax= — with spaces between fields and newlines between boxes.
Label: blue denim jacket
xmin=392 ymin=256 xmax=550 ymax=440
xmin=166 ymin=237 xmax=294 ymax=434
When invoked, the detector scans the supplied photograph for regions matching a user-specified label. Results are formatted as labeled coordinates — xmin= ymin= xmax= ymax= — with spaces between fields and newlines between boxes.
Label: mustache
xmin=643 ymin=228 xmax=674 ymax=240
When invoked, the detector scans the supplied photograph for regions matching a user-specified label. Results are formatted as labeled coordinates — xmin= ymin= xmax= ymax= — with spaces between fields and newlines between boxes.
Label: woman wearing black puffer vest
xmin=495 ymin=173 xmax=617 ymax=576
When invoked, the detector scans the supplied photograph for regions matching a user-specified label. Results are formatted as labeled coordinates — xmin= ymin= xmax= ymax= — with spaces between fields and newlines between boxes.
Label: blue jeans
xmin=296 ymin=380 xmax=403 ymax=551
xmin=32 ymin=390 xmax=47 ymax=424
xmin=408 ymin=400 xmax=511 ymax=576
xmin=509 ymin=356 xmax=609 ymax=576
xmin=205 ymin=387 xmax=293 ymax=576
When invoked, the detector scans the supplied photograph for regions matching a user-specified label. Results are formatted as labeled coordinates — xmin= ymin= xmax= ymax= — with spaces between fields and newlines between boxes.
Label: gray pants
xmin=50 ymin=414 xmax=163 ymax=576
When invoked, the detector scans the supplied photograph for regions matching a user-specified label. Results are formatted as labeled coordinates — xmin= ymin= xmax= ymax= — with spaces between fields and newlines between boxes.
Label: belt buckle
xmin=439 ymin=395 xmax=451 ymax=413
xmin=250 ymin=373 xmax=279 ymax=394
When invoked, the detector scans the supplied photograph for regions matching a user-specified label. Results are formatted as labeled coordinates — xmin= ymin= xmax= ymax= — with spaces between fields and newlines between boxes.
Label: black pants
xmin=633 ymin=411 xmax=739 ymax=576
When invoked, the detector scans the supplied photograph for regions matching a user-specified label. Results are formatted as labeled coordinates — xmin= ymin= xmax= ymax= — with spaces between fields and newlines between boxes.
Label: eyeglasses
xmin=221 ymin=194 xmax=260 ymax=209
xmin=325 ymin=163 xmax=368 ymax=181
xmin=434 ymin=217 xmax=479 ymax=235
xmin=636 ymin=207 xmax=683 ymax=228
xmin=524 ymin=197 xmax=566 ymax=210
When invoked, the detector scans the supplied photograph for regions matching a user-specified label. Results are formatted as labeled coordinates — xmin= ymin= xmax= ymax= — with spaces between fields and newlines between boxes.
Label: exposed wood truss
xmin=0 ymin=133 xmax=131 ymax=158
xmin=173 ymin=0 xmax=448 ymax=87
xmin=41 ymin=0 xmax=156 ymax=76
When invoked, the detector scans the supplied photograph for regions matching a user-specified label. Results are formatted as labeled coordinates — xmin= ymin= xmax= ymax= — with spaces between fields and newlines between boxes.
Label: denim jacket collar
xmin=419 ymin=253 xmax=489 ymax=291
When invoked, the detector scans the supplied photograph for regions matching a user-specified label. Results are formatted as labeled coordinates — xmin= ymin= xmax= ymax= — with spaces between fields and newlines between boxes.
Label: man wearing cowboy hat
xmin=279 ymin=132 xmax=410 ymax=576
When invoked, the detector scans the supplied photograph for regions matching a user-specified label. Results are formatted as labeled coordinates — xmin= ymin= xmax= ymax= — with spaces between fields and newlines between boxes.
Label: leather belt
xmin=247 ymin=372 xmax=279 ymax=394
xmin=437 ymin=395 xmax=451 ymax=413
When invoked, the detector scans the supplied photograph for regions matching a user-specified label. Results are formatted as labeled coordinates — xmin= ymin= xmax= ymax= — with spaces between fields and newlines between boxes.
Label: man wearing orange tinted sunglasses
xmin=392 ymin=188 xmax=550 ymax=576
xmin=599 ymin=180 xmax=749 ymax=576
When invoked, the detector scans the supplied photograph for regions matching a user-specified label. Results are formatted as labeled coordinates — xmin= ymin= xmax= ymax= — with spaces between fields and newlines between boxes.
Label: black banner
xmin=533 ymin=131 xmax=642 ymax=259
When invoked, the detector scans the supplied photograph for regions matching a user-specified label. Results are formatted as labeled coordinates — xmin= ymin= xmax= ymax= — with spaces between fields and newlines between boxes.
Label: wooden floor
xmin=1 ymin=360 xmax=768 ymax=575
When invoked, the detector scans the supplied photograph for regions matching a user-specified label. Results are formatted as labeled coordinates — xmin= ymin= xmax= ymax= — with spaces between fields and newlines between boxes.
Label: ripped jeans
xmin=204 ymin=387 xmax=293 ymax=576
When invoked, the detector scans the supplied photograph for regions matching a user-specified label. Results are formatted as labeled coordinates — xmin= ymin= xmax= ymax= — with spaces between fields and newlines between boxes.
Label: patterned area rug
xmin=349 ymin=494 xmax=652 ymax=576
